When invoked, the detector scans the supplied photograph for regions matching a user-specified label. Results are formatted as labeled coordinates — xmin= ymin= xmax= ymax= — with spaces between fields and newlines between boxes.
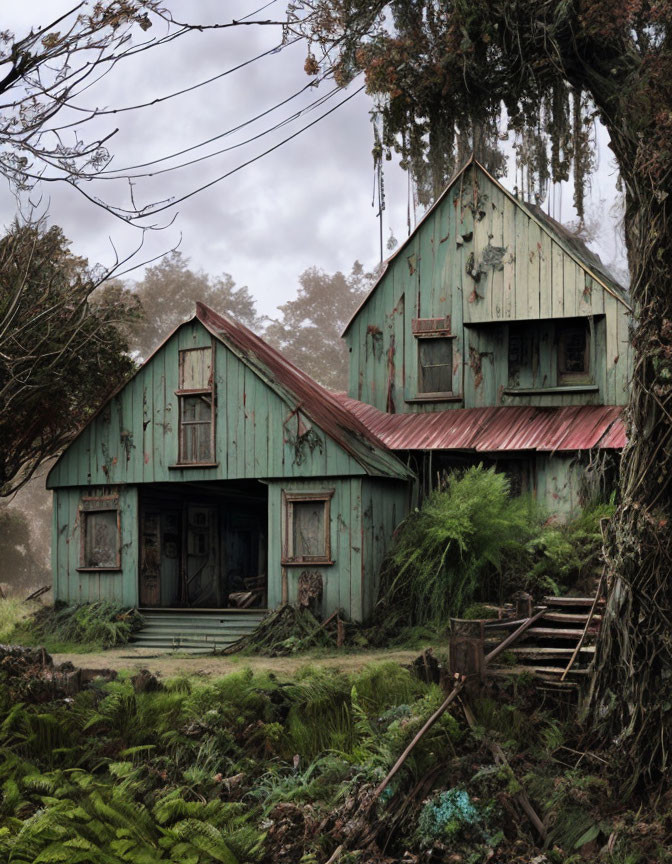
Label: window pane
xmin=180 ymin=396 xmax=213 ymax=462
xmin=179 ymin=348 xmax=212 ymax=389
xmin=418 ymin=338 xmax=452 ymax=393
xmin=292 ymin=500 xmax=326 ymax=558
xmin=508 ymin=327 xmax=531 ymax=384
xmin=560 ymin=328 xmax=587 ymax=373
xmin=181 ymin=419 xmax=213 ymax=462
xmin=84 ymin=511 xmax=118 ymax=567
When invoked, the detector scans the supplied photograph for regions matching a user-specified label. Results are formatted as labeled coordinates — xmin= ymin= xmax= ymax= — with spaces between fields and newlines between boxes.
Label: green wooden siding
xmin=360 ymin=478 xmax=411 ymax=617
xmin=534 ymin=454 xmax=584 ymax=517
xmin=346 ymin=163 xmax=632 ymax=412
xmin=52 ymin=485 xmax=138 ymax=606
xmin=266 ymin=476 xmax=409 ymax=621
xmin=49 ymin=320 xmax=369 ymax=490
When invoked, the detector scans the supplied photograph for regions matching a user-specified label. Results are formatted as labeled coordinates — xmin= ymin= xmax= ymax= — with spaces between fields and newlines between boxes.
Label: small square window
xmin=417 ymin=337 xmax=453 ymax=394
xmin=282 ymin=491 xmax=333 ymax=565
xmin=79 ymin=499 xmax=120 ymax=570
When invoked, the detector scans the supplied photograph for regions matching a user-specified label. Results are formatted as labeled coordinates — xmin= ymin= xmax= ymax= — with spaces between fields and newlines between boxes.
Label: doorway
xmin=138 ymin=483 xmax=267 ymax=609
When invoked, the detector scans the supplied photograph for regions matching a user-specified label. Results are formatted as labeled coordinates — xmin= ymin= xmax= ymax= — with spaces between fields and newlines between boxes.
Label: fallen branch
xmin=371 ymin=675 xmax=466 ymax=804
xmin=560 ymin=571 xmax=605 ymax=682
xmin=461 ymin=699 xmax=547 ymax=841
xmin=484 ymin=607 xmax=547 ymax=665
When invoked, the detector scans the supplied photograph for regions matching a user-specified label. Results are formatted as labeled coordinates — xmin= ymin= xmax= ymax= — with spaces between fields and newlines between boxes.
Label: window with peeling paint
xmin=177 ymin=346 xmax=215 ymax=463
xmin=283 ymin=491 xmax=333 ymax=565
xmin=79 ymin=498 xmax=120 ymax=570
xmin=417 ymin=337 xmax=453 ymax=394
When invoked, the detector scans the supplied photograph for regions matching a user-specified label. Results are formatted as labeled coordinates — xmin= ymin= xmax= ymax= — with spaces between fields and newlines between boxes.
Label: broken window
xmin=507 ymin=325 xmax=531 ymax=386
xmin=417 ymin=337 xmax=453 ymax=394
xmin=80 ymin=498 xmax=120 ymax=569
xmin=283 ymin=491 xmax=333 ymax=565
xmin=177 ymin=346 xmax=214 ymax=463
xmin=557 ymin=320 xmax=590 ymax=384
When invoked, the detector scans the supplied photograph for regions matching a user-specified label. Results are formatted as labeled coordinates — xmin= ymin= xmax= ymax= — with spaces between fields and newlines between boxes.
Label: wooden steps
xmin=485 ymin=594 xmax=604 ymax=689
xmin=132 ymin=609 xmax=267 ymax=653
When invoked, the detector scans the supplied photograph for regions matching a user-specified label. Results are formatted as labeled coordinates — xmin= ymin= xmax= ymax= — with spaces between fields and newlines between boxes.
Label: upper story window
xmin=177 ymin=346 xmax=214 ymax=464
xmin=413 ymin=316 xmax=455 ymax=397
xmin=506 ymin=318 xmax=592 ymax=390
xmin=557 ymin=320 xmax=590 ymax=385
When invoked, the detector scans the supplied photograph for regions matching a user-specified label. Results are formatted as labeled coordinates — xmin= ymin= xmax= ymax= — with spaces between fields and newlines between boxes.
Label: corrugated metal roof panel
xmin=333 ymin=395 xmax=626 ymax=453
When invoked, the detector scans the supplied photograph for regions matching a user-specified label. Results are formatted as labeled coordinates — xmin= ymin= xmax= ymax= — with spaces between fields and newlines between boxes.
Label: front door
xmin=183 ymin=505 xmax=221 ymax=607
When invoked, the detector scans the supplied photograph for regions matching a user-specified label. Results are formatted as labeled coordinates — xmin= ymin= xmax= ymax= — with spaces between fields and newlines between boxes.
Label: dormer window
xmin=413 ymin=316 xmax=455 ymax=396
xmin=177 ymin=346 xmax=215 ymax=464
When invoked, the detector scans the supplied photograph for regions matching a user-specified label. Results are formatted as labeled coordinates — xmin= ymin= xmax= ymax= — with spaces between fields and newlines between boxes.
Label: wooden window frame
xmin=175 ymin=345 xmax=216 ymax=466
xmin=78 ymin=496 xmax=121 ymax=571
xmin=557 ymin=320 xmax=591 ymax=386
xmin=282 ymin=490 xmax=334 ymax=566
xmin=415 ymin=332 xmax=456 ymax=398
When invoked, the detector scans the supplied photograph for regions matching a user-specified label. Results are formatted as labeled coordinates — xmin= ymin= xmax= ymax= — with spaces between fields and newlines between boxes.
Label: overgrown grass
xmin=8 ymin=600 xmax=144 ymax=653
xmin=0 ymin=597 xmax=30 ymax=642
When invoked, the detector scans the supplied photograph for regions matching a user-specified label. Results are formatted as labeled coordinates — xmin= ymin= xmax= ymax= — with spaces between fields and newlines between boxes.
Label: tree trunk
xmin=588 ymin=169 xmax=672 ymax=786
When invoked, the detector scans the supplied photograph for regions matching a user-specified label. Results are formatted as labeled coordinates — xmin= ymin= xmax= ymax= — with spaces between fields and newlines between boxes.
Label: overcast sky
xmin=0 ymin=1 xmax=627 ymax=320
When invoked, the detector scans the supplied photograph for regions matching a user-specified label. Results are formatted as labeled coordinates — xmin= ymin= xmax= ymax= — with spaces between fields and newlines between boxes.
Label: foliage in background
xmin=264 ymin=261 xmax=373 ymax=390
xmin=0 ymin=598 xmax=29 ymax=642
xmin=0 ymin=220 xmax=139 ymax=497
xmin=111 ymin=251 xmax=264 ymax=360
xmin=0 ymin=508 xmax=49 ymax=592
xmin=525 ymin=499 xmax=615 ymax=597
xmin=9 ymin=601 xmax=144 ymax=652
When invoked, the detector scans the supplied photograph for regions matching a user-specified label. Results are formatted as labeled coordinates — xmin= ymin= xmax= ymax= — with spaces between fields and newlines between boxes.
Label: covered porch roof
xmin=334 ymin=395 xmax=626 ymax=454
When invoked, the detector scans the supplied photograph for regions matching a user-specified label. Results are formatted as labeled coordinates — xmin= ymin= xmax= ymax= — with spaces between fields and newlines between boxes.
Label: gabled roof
xmin=47 ymin=304 xmax=413 ymax=487
xmin=342 ymin=155 xmax=630 ymax=336
xmin=196 ymin=303 xmax=411 ymax=479
xmin=334 ymin=394 xmax=626 ymax=453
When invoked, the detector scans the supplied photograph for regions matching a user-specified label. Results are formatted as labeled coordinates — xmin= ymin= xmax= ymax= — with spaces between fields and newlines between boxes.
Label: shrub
xmin=379 ymin=466 xmax=539 ymax=624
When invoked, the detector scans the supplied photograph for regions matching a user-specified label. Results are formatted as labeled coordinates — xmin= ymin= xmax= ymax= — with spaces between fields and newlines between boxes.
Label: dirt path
xmin=51 ymin=646 xmax=431 ymax=680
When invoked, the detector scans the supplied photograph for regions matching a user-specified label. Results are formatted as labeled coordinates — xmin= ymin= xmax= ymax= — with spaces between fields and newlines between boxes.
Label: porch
xmin=138 ymin=480 xmax=268 ymax=611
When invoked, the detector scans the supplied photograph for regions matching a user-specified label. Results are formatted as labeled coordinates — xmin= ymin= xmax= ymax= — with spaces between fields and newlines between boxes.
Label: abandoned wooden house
xmin=47 ymin=157 xmax=630 ymax=645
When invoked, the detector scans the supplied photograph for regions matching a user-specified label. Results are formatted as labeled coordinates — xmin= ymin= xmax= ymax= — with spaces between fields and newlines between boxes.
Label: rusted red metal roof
xmin=333 ymin=394 xmax=626 ymax=453
xmin=196 ymin=303 xmax=412 ymax=479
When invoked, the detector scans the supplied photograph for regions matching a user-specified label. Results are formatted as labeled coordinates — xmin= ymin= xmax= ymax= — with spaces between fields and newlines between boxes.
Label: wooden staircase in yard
xmin=132 ymin=609 xmax=267 ymax=654
xmin=485 ymin=595 xmax=605 ymax=689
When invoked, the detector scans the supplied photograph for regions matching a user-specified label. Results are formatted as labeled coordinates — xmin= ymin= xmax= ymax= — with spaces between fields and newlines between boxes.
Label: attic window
xmin=79 ymin=497 xmax=120 ymax=571
xmin=282 ymin=491 xmax=333 ymax=565
xmin=176 ymin=346 xmax=215 ymax=464
xmin=557 ymin=320 xmax=590 ymax=385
